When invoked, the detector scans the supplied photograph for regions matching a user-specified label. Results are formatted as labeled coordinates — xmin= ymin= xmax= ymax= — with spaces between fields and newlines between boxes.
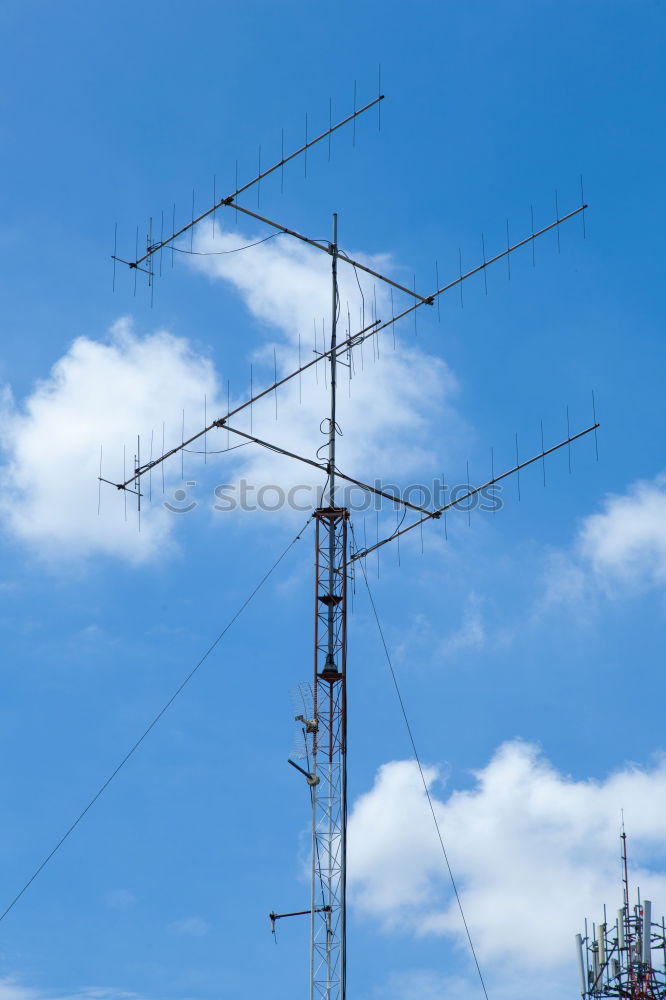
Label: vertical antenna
xmin=515 ymin=433 xmax=521 ymax=501
xmin=328 ymin=213 xmax=338 ymax=506
xmin=413 ymin=275 xmax=418 ymax=334
xmin=592 ymin=391 xmax=599 ymax=460
xmin=212 ymin=176 xmax=216 ymax=239
xmin=374 ymin=285 xmax=379 ymax=356
xmin=148 ymin=217 xmax=154 ymax=308
xmin=314 ymin=319 xmax=319 ymax=385
xmin=622 ymin=823 xmax=630 ymax=915
xmin=353 ymin=81 xmax=357 ymax=146
xmin=396 ymin=507 xmax=401 ymax=566
xmin=97 ymin=445 xmax=103 ymax=515
xmin=274 ymin=348 xmax=278 ymax=419
xmin=466 ymin=460 xmax=471 ymax=527
xmin=530 ymin=204 xmax=536 ymax=267
xmin=378 ymin=65 xmax=382 ymax=130
xmin=181 ymin=409 xmax=185 ymax=481
xmin=323 ymin=319 xmax=328 ymax=389
xmin=567 ymin=405 xmax=572 ymax=474
xmin=481 ymin=234 xmax=488 ymax=295
xmin=190 ymin=190 xmax=195 ymax=253
xmin=458 ymin=248 xmax=464 ymax=307
xmin=347 ymin=307 xmax=353 ymax=395
xmin=112 ymin=224 xmax=117 ymax=292
xmin=137 ymin=435 xmax=141 ymax=533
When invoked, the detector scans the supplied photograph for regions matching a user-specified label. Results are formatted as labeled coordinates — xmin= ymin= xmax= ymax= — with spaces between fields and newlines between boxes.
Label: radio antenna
xmin=576 ymin=831 xmax=666 ymax=999
xmin=104 ymin=90 xmax=596 ymax=1000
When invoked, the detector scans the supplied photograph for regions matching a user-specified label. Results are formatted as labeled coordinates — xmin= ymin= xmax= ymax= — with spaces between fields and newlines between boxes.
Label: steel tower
xmin=309 ymin=214 xmax=348 ymax=1000
xmin=105 ymin=91 xmax=597 ymax=1000
xmin=576 ymin=833 xmax=666 ymax=1000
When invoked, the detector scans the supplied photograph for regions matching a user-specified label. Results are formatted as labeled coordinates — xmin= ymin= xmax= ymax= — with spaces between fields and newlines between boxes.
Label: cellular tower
xmin=577 ymin=833 xmax=666 ymax=1000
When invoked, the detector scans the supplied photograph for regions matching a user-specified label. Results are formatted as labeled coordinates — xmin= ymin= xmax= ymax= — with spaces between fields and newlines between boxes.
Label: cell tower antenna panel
xmin=104 ymin=91 xmax=597 ymax=1000
xmin=577 ymin=834 xmax=666 ymax=1000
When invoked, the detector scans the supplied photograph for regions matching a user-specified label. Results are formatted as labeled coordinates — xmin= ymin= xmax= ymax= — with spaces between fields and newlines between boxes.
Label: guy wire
xmin=352 ymin=526 xmax=490 ymax=1000
xmin=0 ymin=517 xmax=313 ymax=926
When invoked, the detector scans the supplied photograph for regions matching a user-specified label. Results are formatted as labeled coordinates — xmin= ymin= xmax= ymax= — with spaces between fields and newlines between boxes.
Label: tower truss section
xmin=310 ymin=506 xmax=348 ymax=1000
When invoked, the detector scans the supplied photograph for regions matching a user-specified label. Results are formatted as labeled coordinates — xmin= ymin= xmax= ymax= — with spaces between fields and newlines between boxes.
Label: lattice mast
xmin=576 ymin=833 xmax=666 ymax=1000
xmin=310 ymin=214 xmax=348 ymax=1000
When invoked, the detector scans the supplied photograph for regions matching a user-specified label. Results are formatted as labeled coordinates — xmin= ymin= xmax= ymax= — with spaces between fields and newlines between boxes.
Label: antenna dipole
xmin=107 ymin=203 xmax=588 ymax=496
xmin=114 ymin=97 xmax=384 ymax=272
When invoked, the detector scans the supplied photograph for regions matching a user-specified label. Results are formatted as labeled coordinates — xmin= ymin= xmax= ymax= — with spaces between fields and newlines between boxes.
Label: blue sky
xmin=1 ymin=3 xmax=665 ymax=1000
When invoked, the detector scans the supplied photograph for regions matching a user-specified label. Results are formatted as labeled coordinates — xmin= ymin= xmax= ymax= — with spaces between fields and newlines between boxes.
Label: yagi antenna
xmin=108 ymin=203 xmax=586 ymax=496
xmin=113 ymin=95 xmax=384 ymax=275
xmin=104 ymin=89 xmax=596 ymax=1000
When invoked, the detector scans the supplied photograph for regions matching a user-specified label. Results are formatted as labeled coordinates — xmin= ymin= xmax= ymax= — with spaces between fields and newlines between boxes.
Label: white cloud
xmin=190 ymin=227 xmax=459 ymax=506
xmin=361 ymin=969 xmax=473 ymax=1000
xmin=539 ymin=473 xmax=666 ymax=612
xmin=0 ymin=231 xmax=460 ymax=564
xmin=438 ymin=593 xmax=485 ymax=654
xmin=105 ymin=888 xmax=136 ymax=910
xmin=0 ymin=979 xmax=149 ymax=1000
xmin=578 ymin=473 xmax=666 ymax=588
xmin=168 ymin=915 xmax=210 ymax=936
xmin=348 ymin=741 xmax=666 ymax=991
xmin=0 ymin=319 xmax=219 ymax=565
